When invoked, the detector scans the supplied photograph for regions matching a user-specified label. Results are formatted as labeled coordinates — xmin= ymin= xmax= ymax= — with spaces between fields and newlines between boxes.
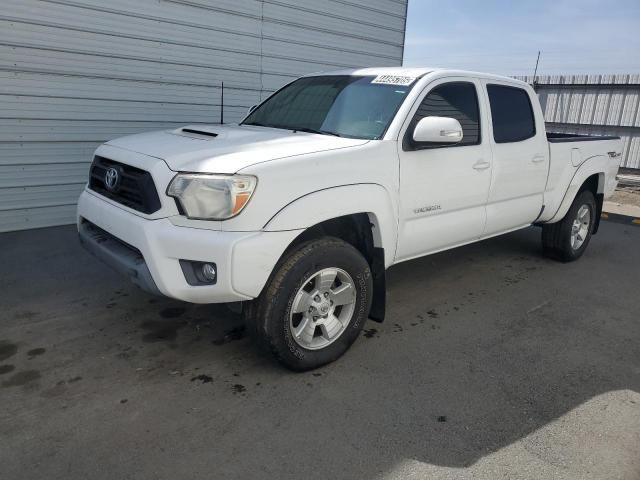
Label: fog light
xmin=202 ymin=263 xmax=216 ymax=281
xmin=179 ymin=260 xmax=217 ymax=286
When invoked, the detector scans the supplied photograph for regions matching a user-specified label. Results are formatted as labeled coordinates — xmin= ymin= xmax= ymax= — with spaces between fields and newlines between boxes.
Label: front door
xmin=396 ymin=78 xmax=492 ymax=262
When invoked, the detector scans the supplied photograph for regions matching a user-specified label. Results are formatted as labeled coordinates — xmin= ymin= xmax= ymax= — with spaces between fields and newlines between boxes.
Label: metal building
xmin=518 ymin=74 xmax=640 ymax=171
xmin=0 ymin=0 xmax=408 ymax=232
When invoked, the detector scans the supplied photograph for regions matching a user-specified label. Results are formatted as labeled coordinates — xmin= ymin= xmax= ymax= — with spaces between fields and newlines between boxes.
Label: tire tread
xmin=248 ymin=237 xmax=371 ymax=371
xmin=542 ymin=190 xmax=596 ymax=262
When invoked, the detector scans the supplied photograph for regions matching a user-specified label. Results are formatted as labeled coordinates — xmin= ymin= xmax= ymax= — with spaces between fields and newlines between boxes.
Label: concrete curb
xmin=601 ymin=211 xmax=640 ymax=226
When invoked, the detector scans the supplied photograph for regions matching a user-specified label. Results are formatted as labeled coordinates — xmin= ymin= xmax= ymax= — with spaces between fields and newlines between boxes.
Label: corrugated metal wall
xmin=0 ymin=0 xmax=408 ymax=232
xmin=517 ymin=74 xmax=640 ymax=171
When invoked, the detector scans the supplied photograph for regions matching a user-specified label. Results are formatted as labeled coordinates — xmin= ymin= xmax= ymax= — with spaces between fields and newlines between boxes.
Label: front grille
xmin=89 ymin=156 xmax=161 ymax=214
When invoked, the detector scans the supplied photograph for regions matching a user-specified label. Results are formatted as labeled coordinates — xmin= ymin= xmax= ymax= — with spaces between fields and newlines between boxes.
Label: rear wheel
xmin=248 ymin=237 xmax=372 ymax=371
xmin=542 ymin=190 xmax=596 ymax=262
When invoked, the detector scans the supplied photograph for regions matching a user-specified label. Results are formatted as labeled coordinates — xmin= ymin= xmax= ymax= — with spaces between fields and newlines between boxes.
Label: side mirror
xmin=247 ymin=104 xmax=258 ymax=115
xmin=413 ymin=116 xmax=463 ymax=144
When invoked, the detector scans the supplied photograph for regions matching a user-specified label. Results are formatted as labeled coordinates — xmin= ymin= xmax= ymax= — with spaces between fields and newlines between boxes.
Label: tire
xmin=248 ymin=237 xmax=373 ymax=371
xmin=542 ymin=190 xmax=596 ymax=262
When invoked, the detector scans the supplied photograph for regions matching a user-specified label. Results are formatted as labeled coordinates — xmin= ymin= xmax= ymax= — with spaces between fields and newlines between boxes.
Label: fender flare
xmin=263 ymin=183 xmax=398 ymax=268
xmin=547 ymin=155 xmax=606 ymax=224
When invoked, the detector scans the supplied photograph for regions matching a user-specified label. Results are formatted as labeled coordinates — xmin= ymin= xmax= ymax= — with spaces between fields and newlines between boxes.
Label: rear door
xmin=482 ymin=82 xmax=549 ymax=235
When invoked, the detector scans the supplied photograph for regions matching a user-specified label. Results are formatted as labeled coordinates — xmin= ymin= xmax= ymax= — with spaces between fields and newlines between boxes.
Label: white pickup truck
xmin=78 ymin=68 xmax=622 ymax=370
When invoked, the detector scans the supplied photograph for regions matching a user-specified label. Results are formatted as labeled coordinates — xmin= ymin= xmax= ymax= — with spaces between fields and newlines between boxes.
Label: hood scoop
xmin=178 ymin=127 xmax=219 ymax=139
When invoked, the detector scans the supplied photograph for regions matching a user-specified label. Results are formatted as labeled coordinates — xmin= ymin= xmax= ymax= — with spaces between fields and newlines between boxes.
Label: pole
xmin=533 ymin=51 xmax=541 ymax=81
xmin=220 ymin=81 xmax=224 ymax=125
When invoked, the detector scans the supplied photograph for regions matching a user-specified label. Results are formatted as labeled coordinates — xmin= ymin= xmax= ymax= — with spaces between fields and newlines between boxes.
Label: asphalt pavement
xmin=1 ymin=221 xmax=639 ymax=479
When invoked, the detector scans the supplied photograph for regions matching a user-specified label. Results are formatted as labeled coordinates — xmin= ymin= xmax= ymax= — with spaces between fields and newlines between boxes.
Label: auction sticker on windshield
xmin=371 ymin=75 xmax=417 ymax=86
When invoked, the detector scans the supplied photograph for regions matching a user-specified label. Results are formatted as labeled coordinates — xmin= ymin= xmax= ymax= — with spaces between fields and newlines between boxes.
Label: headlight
xmin=167 ymin=174 xmax=257 ymax=220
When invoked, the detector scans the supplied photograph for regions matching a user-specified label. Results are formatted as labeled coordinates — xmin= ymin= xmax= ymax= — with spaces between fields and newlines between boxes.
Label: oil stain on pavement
xmin=2 ymin=370 xmax=41 ymax=388
xmin=0 ymin=341 xmax=18 ymax=361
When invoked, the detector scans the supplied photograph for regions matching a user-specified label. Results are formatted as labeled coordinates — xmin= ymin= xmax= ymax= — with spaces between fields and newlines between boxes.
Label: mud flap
xmin=593 ymin=193 xmax=604 ymax=234
xmin=368 ymin=247 xmax=386 ymax=323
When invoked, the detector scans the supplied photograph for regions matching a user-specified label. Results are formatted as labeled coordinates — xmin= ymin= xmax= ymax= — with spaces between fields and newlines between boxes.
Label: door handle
xmin=472 ymin=160 xmax=490 ymax=170
xmin=532 ymin=154 xmax=546 ymax=163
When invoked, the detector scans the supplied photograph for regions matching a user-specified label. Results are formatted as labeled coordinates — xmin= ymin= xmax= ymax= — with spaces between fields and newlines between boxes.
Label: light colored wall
xmin=0 ymin=0 xmax=408 ymax=232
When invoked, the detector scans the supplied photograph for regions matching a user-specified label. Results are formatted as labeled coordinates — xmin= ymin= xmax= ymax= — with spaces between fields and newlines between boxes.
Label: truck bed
xmin=540 ymin=133 xmax=622 ymax=222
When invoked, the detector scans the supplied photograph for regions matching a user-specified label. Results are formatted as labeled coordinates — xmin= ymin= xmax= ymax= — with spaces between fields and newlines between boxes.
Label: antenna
xmin=533 ymin=51 xmax=541 ymax=81
xmin=220 ymin=81 xmax=224 ymax=125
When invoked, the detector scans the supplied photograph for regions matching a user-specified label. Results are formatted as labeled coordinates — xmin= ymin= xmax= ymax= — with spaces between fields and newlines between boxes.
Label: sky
xmin=403 ymin=0 xmax=640 ymax=77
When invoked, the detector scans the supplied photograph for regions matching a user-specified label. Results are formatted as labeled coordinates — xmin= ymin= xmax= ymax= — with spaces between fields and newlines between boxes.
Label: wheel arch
xmin=263 ymin=183 xmax=397 ymax=266
xmin=263 ymin=184 xmax=397 ymax=322
xmin=546 ymin=155 xmax=607 ymax=226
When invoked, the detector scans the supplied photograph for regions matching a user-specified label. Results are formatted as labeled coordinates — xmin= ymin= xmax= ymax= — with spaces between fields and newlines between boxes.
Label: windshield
xmin=241 ymin=75 xmax=416 ymax=140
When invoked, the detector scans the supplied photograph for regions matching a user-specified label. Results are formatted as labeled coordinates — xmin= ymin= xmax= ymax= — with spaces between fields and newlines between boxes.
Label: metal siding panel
xmin=45 ymin=0 xmax=263 ymax=34
xmin=283 ymin=0 xmax=406 ymax=25
xmin=0 ymin=46 xmax=263 ymax=90
xmin=0 ymin=205 xmax=78 ymax=233
xmin=620 ymin=92 xmax=638 ymax=127
xmin=1 ymin=95 xmax=247 ymax=123
xmin=0 ymin=71 xmax=260 ymax=107
xmin=593 ymin=91 xmax=612 ymax=125
xmin=4 ymin=0 xmax=262 ymax=51
xmin=0 ymin=142 xmax=101 ymax=165
xmin=0 ymin=163 xmax=90 ymax=188
xmin=580 ymin=91 xmax=597 ymax=124
xmin=261 ymin=22 xmax=402 ymax=59
xmin=607 ymin=92 xmax=624 ymax=126
xmin=262 ymin=0 xmax=406 ymax=33
xmin=262 ymin=38 xmax=398 ymax=66
xmin=567 ymin=90 xmax=583 ymax=124
xmin=74 ymin=0 xmax=262 ymax=18
xmin=531 ymin=74 xmax=640 ymax=171
xmin=0 ymin=21 xmax=264 ymax=77
xmin=263 ymin=3 xmax=403 ymax=46
xmin=556 ymin=91 xmax=571 ymax=123
xmin=335 ymin=0 xmax=407 ymax=17
xmin=0 ymin=120 xmax=187 ymax=142
xmin=0 ymin=184 xmax=85 ymax=211
xmin=0 ymin=0 xmax=406 ymax=231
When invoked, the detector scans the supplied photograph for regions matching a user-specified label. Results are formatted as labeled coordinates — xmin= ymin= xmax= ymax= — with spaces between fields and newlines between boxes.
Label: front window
xmin=241 ymin=75 xmax=416 ymax=140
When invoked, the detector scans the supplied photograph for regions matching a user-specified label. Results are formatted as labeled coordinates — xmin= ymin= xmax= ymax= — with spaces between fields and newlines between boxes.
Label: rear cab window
xmin=487 ymin=84 xmax=536 ymax=143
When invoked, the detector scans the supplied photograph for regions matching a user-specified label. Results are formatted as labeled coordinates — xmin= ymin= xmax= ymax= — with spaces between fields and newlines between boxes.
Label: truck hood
xmin=105 ymin=124 xmax=368 ymax=173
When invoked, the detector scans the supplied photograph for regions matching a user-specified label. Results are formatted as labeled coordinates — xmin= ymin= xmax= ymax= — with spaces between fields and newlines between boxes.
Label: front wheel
xmin=542 ymin=190 xmax=596 ymax=262
xmin=248 ymin=237 xmax=373 ymax=371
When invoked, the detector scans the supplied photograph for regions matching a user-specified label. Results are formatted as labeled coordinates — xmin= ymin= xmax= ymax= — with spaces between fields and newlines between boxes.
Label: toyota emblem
xmin=104 ymin=167 xmax=120 ymax=192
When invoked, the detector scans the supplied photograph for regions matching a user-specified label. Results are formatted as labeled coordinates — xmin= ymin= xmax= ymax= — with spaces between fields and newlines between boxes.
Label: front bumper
xmin=79 ymin=220 xmax=161 ymax=296
xmin=77 ymin=189 xmax=301 ymax=303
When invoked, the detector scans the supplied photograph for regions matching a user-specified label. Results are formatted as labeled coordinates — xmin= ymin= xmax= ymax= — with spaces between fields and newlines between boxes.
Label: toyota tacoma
xmin=77 ymin=68 xmax=622 ymax=370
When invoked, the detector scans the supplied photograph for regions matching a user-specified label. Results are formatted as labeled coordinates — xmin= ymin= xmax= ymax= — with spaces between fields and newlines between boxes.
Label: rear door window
xmin=487 ymin=85 xmax=536 ymax=143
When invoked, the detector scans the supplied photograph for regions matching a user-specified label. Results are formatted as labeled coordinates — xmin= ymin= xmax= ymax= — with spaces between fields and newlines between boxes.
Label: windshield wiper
xmin=292 ymin=127 xmax=342 ymax=137
xmin=243 ymin=123 xmax=342 ymax=137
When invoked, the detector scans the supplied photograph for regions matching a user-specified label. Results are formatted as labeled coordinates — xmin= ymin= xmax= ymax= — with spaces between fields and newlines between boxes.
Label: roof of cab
xmin=304 ymin=67 xmax=437 ymax=78
xmin=304 ymin=67 xmax=529 ymax=87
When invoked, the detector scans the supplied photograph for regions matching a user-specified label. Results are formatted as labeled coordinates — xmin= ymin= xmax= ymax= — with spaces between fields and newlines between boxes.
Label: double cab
xmin=78 ymin=68 xmax=622 ymax=370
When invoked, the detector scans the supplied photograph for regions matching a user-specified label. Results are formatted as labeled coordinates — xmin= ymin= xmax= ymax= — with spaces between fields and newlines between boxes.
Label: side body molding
xmin=263 ymin=183 xmax=398 ymax=268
